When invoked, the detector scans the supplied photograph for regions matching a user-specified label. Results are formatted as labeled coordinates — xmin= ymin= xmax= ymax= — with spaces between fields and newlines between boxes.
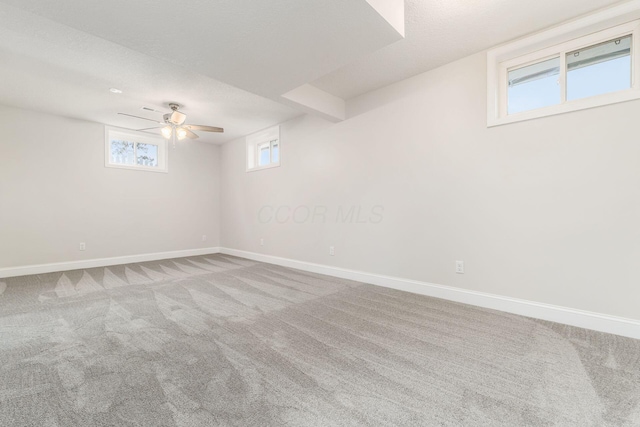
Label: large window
xmin=246 ymin=126 xmax=280 ymax=172
xmin=105 ymin=127 xmax=168 ymax=173
xmin=487 ymin=8 xmax=640 ymax=127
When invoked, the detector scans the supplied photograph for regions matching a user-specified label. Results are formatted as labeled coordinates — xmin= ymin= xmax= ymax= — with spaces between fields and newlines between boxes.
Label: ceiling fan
xmin=118 ymin=103 xmax=223 ymax=143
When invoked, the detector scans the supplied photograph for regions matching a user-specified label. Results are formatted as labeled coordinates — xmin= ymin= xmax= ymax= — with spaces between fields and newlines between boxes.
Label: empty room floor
xmin=0 ymin=254 xmax=638 ymax=426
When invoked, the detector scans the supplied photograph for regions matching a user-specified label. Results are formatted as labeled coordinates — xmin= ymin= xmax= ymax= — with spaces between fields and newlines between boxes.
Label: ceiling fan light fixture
xmin=176 ymin=127 xmax=187 ymax=140
xmin=171 ymin=111 xmax=187 ymax=125
xmin=161 ymin=126 xmax=172 ymax=139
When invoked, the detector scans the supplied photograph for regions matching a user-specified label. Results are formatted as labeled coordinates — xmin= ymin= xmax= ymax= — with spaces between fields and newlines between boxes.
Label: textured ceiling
xmin=0 ymin=0 xmax=402 ymax=100
xmin=312 ymin=0 xmax=624 ymax=99
xmin=0 ymin=3 xmax=299 ymax=144
xmin=0 ymin=0 xmax=628 ymax=141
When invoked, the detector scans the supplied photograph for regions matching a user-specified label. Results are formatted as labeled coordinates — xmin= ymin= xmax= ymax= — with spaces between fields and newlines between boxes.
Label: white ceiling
xmin=0 ymin=0 xmax=403 ymax=99
xmin=0 ymin=0 xmax=403 ymax=136
xmin=0 ymin=3 xmax=300 ymax=144
xmin=313 ymin=0 xmax=624 ymax=99
xmin=0 ymin=0 xmax=627 ymax=142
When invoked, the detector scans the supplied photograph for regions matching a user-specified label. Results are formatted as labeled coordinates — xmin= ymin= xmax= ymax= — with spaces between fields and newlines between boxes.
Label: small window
xmin=246 ymin=126 xmax=280 ymax=172
xmin=508 ymin=57 xmax=561 ymax=114
xmin=566 ymin=35 xmax=631 ymax=101
xmin=488 ymin=12 xmax=640 ymax=126
xmin=504 ymin=31 xmax=635 ymax=119
xmin=105 ymin=127 xmax=168 ymax=172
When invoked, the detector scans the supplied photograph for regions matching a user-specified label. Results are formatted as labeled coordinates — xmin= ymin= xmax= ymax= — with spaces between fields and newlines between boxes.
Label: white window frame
xmin=487 ymin=2 xmax=640 ymax=127
xmin=105 ymin=126 xmax=168 ymax=173
xmin=246 ymin=125 xmax=280 ymax=172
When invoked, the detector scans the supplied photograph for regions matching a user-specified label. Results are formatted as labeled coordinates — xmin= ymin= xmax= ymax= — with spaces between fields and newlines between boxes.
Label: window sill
xmin=105 ymin=163 xmax=168 ymax=173
xmin=488 ymin=87 xmax=640 ymax=127
xmin=246 ymin=163 xmax=280 ymax=173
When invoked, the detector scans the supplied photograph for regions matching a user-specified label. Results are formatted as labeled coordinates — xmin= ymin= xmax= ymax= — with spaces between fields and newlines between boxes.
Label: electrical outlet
xmin=202 ymin=234 xmax=207 ymax=242
xmin=455 ymin=260 xmax=464 ymax=274
xmin=79 ymin=242 xmax=86 ymax=251
xmin=260 ymin=238 xmax=264 ymax=246
xmin=329 ymin=246 xmax=335 ymax=256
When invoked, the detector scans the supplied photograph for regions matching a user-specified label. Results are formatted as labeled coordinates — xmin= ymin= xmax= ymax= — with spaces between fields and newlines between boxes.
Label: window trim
xmin=246 ymin=125 xmax=280 ymax=172
xmin=104 ymin=126 xmax=168 ymax=173
xmin=487 ymin=2 xmax=640 ymax=127
xmin=270 ymin=139 xmax=279 ymax=164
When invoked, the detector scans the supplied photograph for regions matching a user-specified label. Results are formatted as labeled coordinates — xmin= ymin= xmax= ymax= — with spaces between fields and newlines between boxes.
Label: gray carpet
xmin=0 ymin=254 xmax=638 ymax=426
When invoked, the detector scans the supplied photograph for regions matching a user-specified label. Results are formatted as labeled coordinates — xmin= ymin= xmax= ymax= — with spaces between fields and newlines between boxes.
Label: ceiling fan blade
xmin=184 ymin=128 xmax=199 ymax=139
xmin=185 ymin=124 xmax=224 ymax=133
xmin=141 ymin=106 xmax=164 ymax=114
xmin=118 ymin=113 xmax=163 ymax=123
xmin=136 ymin=127 xmax=163 ymax=132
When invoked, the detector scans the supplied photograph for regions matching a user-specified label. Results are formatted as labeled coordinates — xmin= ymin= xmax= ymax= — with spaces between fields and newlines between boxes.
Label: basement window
xmin=247 ymin=126 xmax=280 ymax=172
xmin=105 ymin=127 xmax=168 ymax=173
xmin=566 ymin=36 xmax=632 ymax=101
xmin=487 ymin=13 xmax=640 ymax=126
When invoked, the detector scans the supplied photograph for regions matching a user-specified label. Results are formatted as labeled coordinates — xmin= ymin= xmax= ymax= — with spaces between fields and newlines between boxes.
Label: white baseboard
xmin=0 ymin=247 xmax=221 ymax=279
xmin=2 ymin=246 xmax=637 ymax=340
xmin=221 ymin=248 xmax=640 ymax=340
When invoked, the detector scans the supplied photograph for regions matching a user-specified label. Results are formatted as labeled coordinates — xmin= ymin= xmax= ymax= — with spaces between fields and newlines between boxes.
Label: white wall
xmin=220 ymin=52 xmax=640 ymax=321
xmin=0 ymin=105 xmax=220 ymax=268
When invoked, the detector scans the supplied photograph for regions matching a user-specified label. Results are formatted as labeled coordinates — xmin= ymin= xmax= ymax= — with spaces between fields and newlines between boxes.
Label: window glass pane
xmin=259 ymin=144 xmax=270 ymax=166
xmin=508 ymin=57 xmax=561 ymax=114
xmin=567 ymin=35 xmax=631 ymax=101
xmin=271 ymin=140 xmax=279 ymax=163
xmin=136 ymin=143 xmax=159 ymax=167
xmin=110 ymin=140 xmax=135 ymax=165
